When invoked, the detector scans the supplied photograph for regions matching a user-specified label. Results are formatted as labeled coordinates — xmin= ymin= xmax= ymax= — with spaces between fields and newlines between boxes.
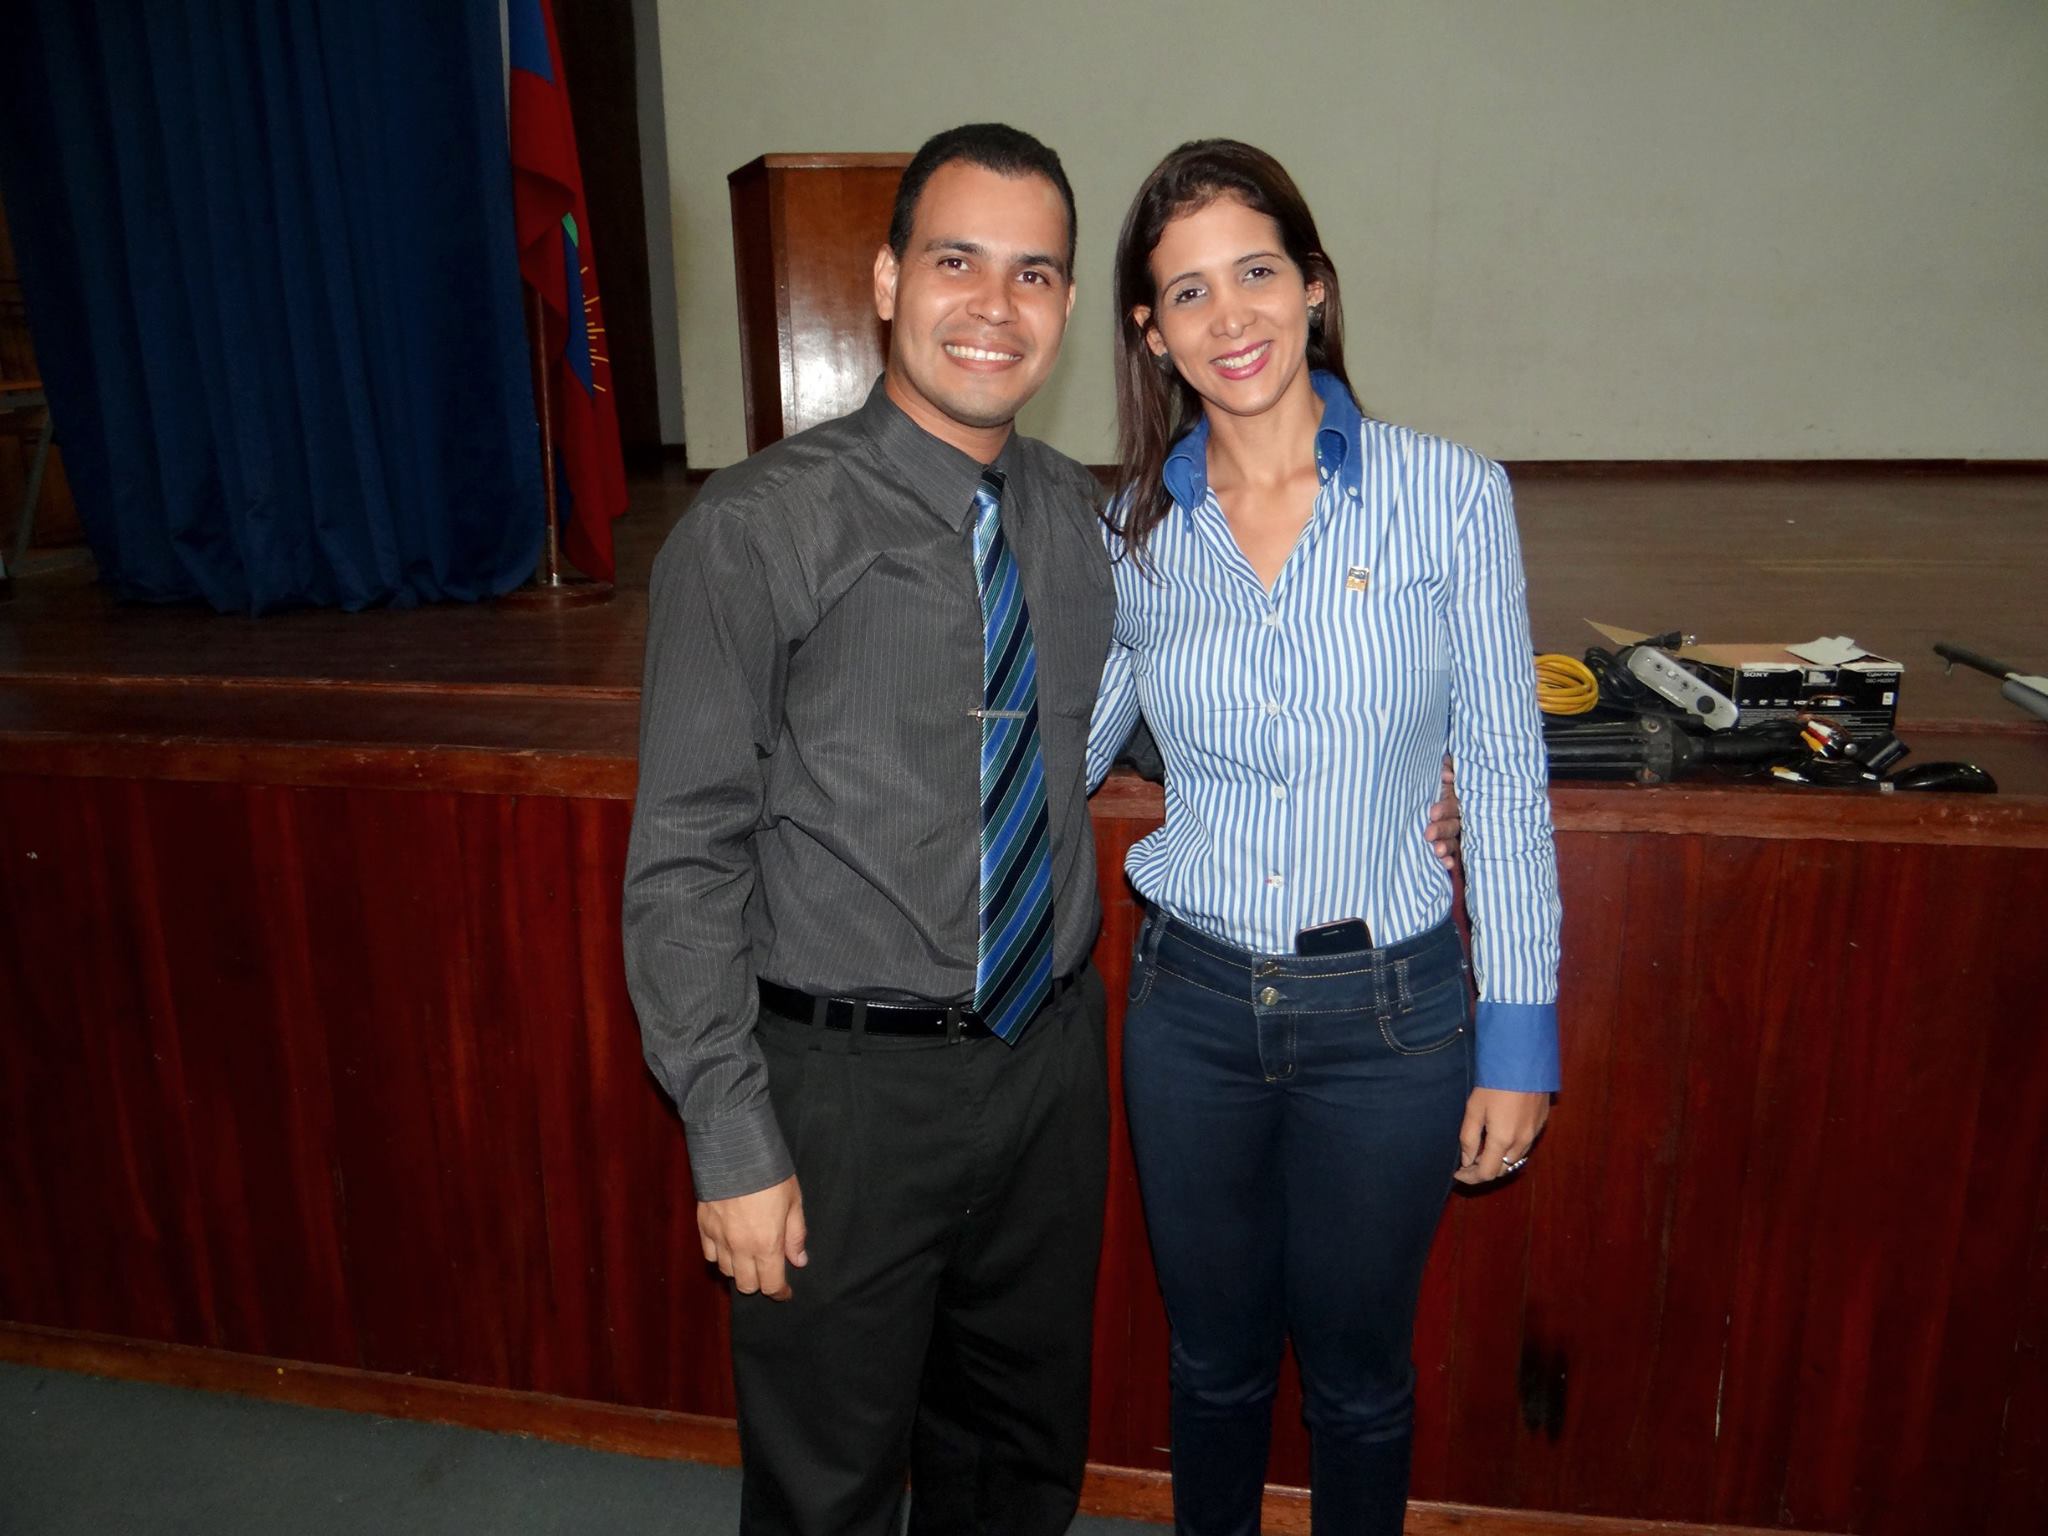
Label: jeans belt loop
xmin=849 ymin=999 xmax=867 ymax=1054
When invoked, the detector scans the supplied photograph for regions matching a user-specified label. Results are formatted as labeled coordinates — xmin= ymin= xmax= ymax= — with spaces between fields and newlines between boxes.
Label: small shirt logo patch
xmin=1345 ymin=566 xmax=1370 ymax=593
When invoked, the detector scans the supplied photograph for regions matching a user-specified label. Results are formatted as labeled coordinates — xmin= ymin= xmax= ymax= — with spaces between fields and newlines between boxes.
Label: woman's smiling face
xmin=1134 ymin=195 xmax=1325 ymax=424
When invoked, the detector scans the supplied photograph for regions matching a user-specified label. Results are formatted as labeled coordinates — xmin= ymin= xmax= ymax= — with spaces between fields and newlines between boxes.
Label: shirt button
xmin=1263 ymin=699 xmax=1281 ymax=717
xmin=1262 ymin=611 xmax=1281 ymax=629
xmin=1271 ymin=783 xmax=1285 ymax=800
xmin=1258 ymin=986 xmax=1279 ymax=1006
xmin=1264 ymin=873 xmax=1285 ymax=889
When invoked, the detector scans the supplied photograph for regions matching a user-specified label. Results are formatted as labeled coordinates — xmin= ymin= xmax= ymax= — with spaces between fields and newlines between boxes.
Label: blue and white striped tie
xmin=970 ymin=470 xmax=1054 ymax=1040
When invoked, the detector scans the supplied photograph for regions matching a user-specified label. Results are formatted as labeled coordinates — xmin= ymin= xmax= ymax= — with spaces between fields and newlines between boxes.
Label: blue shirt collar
xmin=1161 ymin=370 xmax=1363 ymax=511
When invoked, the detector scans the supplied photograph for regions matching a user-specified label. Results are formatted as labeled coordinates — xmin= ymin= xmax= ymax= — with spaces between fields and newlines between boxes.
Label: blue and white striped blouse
xmin=1085 ymin=372 xmax=1561 ymax=1091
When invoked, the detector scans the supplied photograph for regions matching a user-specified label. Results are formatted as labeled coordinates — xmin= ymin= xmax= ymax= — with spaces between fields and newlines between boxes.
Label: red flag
xmin=507 ymin=0 xmax=626 ymax=582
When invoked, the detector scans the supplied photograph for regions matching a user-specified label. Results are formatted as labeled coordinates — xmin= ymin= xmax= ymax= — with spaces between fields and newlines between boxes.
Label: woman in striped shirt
xmin=1085 ymin=140 xmax=1563 ymax=1535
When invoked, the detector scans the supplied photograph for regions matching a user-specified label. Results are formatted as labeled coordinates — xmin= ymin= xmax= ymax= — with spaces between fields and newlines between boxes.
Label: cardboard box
xmin=1591 ymin=624 xmax=1902 ymax=737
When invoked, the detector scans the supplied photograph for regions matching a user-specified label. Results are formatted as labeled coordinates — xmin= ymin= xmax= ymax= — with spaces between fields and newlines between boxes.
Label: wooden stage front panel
xmin=2 ymin=762 xmax=2043 ymax=1534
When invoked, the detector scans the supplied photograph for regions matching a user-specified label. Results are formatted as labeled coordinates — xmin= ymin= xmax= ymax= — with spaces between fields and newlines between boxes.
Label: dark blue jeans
xmin=1123 ymin=911 xmax=1472 ymax=1536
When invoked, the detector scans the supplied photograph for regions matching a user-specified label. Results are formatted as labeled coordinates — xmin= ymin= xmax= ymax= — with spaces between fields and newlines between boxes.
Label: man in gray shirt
xmin=624 ymin=125 xmax=1112 ymax=1535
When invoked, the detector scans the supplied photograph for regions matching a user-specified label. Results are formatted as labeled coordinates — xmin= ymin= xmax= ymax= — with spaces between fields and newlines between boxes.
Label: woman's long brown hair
xmin=1108 ymin=140 xmax=1357 ymax=561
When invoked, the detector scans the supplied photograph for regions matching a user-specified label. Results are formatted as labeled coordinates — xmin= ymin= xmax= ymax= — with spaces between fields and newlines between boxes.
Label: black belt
xmin=757 ymin=971 xmax=1079 ymax=1040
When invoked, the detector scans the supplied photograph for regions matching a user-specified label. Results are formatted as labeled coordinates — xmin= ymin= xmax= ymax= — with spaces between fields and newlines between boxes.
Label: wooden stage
xmin=2 ymin=463 xmax=2044 ymax=799
xmin=2 ymin=465 xmax=2045 ymax=1535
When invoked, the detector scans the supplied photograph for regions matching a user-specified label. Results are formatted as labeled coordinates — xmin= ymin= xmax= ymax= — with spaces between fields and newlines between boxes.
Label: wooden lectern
xmin=728 ymin=153 xmax=910 ymax=453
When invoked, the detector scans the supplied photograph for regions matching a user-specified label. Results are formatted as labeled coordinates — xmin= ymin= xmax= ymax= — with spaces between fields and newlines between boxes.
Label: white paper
xmin=1784 ymin=636 xmax=1869 ymax=666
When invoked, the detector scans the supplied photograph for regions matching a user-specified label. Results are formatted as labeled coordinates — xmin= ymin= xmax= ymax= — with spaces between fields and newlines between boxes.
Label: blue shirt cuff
xmin=1474 ymin=1000 xmax=1559 ymax=1093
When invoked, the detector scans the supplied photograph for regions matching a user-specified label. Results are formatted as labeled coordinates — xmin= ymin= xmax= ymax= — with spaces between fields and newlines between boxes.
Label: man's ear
xmin=874 ymin=245 xmax=900 ymax=322
xmin=1132 ymin=305 xmax=1166 ymax=358
xmin=1063 ymin=277 xmax=1076 ymax=322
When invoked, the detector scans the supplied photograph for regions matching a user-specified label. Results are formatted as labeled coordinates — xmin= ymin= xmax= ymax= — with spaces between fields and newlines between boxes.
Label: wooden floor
xmin=6 ymin=464 xmax=2044 ymax=696
xmin=1 ymin=464 xmax=2044 ymax=790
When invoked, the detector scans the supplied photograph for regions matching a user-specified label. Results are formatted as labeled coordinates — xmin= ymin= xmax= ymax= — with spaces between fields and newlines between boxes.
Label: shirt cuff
xmin=1474 ymin=1000 xmax=1560 ymax=1093
xmin=684 ymin=1104 xmax=795 ymax=1202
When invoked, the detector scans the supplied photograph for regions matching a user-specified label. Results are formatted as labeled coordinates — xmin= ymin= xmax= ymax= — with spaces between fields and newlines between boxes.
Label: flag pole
xmin=532 ymin=286 xmax=562 ymax=587
xmin=502 ymin=285 xmax=610 ymax=606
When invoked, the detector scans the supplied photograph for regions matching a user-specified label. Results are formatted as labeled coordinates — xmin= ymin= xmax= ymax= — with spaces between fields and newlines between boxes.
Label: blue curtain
xmin=0 ymin=1 xmax=544 ymax=612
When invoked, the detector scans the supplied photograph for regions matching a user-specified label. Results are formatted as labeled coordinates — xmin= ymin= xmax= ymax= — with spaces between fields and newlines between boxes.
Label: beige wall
xmin=658 ymin=0 xmax=2048 ymax=466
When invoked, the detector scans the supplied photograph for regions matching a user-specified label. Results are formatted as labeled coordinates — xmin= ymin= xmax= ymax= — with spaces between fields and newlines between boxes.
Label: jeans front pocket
xmin=1378 ymin=973 xmax=1468 ymax=1056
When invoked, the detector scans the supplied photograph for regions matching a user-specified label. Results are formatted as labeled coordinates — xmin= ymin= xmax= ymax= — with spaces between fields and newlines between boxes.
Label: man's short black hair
xmin=887 ymin=123 xmax=1077 ymax=277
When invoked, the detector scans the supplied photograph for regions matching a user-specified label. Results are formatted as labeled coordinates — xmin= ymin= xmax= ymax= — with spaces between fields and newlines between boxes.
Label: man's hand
xmin=1455 ymin=1088 xmax=1549 ymax=1185
xmin=1426 ymin=756 xmax=1463 ymax=872
xmin=698 ymin=1175 xmax=808 ymax=1300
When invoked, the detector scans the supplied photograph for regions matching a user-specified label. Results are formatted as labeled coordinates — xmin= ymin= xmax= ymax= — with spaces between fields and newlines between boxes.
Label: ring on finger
xmin=1502 ymin=1155 xmax=1529 ymax=1173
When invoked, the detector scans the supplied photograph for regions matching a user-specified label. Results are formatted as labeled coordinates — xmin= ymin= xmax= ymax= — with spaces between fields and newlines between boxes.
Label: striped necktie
xmin=970 ymin=470 xmax=1054 ymax=1040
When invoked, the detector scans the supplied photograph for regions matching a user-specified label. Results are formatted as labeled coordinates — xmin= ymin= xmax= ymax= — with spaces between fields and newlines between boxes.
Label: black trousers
xmin=731 ymin=968 xmax=1109 ymax=1536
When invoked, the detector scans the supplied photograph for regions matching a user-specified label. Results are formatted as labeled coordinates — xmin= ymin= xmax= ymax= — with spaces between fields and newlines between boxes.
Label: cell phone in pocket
xmin=1294 ymin=918 xmax=1373 ymax=956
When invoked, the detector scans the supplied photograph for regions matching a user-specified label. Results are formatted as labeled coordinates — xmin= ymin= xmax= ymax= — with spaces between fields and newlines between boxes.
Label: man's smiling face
xmin=874 ymin=160 xmax=1076 ymax=461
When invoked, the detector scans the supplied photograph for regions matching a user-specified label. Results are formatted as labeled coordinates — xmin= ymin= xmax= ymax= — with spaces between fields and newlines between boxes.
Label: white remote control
xmin=1624 ymin=647 xmax=1741 ymax=731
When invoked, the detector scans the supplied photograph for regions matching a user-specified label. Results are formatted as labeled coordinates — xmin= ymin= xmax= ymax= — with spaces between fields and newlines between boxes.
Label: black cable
xmin=1582 ymin=645 xmax=1661 ymax=713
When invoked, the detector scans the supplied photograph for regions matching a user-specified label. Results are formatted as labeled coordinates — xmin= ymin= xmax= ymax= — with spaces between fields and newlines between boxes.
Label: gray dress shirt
xmin=624 ymin=380 xmax=1115 ymax=1201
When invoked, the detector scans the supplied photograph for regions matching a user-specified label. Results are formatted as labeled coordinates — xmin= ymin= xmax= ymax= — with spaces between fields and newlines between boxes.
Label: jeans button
xmin=1258 ymin=986 xmax=1279 ymax=1006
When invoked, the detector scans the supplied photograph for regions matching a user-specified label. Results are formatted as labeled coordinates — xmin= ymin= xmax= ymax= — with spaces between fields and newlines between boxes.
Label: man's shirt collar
xmin=1161 ymin=369 xmax=1362 ymax=512
xmin=859 ymin=376 xmax=1020 ymax=531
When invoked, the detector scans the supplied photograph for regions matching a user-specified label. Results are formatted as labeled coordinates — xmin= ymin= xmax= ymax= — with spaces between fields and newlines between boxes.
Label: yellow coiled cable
xmin=1535 ymin=653 xmax=1600 ymax=716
